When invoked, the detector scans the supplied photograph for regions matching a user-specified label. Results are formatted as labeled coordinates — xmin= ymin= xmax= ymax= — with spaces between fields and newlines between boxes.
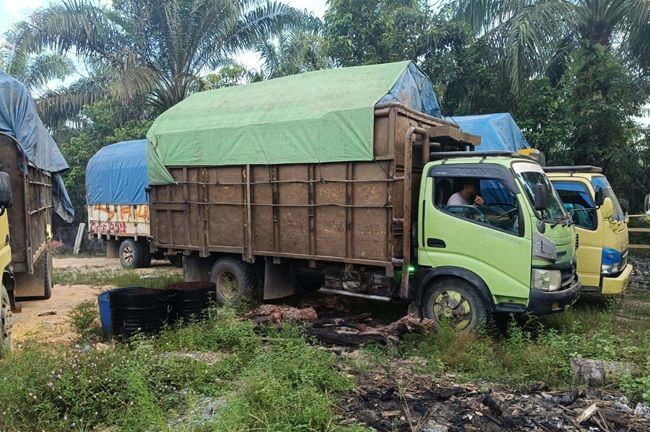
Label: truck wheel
xmin=0 ymin=284 xmax=12 ymax=356
xmin=119 ymin=239 xmax=143 ymax=269
xmin=421 ymin=278 xmax=487 ymax=333
xmin=43 ymin=251 xmax=52 ymax=300
xmin=138 ymin=241 xmax=151 ymax=268
xmin=210 ymin=258 xmax=256 ymax=305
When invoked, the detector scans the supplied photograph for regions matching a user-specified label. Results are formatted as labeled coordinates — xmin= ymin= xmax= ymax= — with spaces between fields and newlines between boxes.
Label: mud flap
xmin=15 ymin=251 xmax=51 ymax=299
xmin=263 ymin=258 xmax=297 ymax=300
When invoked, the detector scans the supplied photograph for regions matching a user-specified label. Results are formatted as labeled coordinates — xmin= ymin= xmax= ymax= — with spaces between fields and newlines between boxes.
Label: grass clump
xmin=0 ymin=307 xmax=360 ymax=431
xmin=68 ymin=300 xmax=101 ymax=338
xmin=54 ymin=269 xmax=182 ymax=288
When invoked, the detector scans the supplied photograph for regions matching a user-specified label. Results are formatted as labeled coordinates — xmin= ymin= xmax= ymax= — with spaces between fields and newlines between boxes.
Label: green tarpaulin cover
xmin=147 ymin=61 xmax=436 ymax=185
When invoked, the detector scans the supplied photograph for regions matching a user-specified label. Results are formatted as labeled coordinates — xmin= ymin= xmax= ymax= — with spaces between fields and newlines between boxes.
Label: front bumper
xmin=526 ymin=277 xmax=581 ymax=314
xmin=601 ymin=264 xmax=633 ymax=295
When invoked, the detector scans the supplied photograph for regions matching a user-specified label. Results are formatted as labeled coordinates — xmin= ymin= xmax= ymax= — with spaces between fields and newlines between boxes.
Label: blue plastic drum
xmin=97 ymin=291 xmax=112 ymax=336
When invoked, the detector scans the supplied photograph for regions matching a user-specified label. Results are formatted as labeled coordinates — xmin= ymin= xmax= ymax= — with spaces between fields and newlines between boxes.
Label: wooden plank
xmin=427 ymin=125 xmax=481 ymax=146
xmin=73 ymin=223 xmax=85 ymax=255
xmin=628 ymin=228 xmax=650 ymax=232
xmin=629 ymin=244 xmax=650 ymax=249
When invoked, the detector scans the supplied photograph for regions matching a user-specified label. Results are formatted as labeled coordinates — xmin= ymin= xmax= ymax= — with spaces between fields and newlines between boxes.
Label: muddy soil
xmin=11 ymin=256 xmax=176 ymax=346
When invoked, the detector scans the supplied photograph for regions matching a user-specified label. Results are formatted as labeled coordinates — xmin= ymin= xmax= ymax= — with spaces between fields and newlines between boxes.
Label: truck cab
xmin=415 ymin=152 xmax=580 ymax=330
xmin=545 ymin=166 xmax=631 ymax=295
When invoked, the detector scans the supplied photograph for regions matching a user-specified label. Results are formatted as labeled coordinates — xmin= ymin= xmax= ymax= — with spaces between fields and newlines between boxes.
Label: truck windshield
xmin=512 ymin=162 xmax=568 ymax=224
xmin=592 ymin=176 xmax=625 ymax=222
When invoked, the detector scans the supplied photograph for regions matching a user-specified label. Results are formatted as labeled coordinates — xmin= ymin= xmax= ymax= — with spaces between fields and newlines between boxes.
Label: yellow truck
xmin=545 ymin=166 xmax=631 ymax=295
xmin=0 ymin=72 xmax=75 ymax=354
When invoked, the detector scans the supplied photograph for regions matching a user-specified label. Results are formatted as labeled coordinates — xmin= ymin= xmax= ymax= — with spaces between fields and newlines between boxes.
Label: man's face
xmin=463 ymin=183 xmax=478 ymax=199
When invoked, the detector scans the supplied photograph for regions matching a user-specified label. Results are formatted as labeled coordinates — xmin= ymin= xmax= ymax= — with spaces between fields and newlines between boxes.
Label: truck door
xmin=419 ymin=165 xmax=532 ymax=305
xmin=551 ymin=180 xmax=601 ymax=289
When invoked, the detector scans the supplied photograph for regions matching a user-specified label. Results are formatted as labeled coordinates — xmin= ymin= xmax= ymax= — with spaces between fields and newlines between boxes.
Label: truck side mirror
xmin=594 ymin=187 xmax=604 ymax=207
xmin=534 ymin=184 xmax=548 ymax=211
xmin=0 ymin=171 xmax=13 ymax=210
xmin=601 ymin=197 xmax=614 ymax=220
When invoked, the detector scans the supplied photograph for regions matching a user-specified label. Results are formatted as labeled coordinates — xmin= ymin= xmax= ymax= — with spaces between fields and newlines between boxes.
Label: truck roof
xmin=544 ymin=166 xmax=603 ymax=174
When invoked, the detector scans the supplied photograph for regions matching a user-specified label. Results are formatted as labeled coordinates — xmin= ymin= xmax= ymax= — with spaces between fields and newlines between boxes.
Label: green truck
xmin=145 ymin=61 xmax=580 ymax=331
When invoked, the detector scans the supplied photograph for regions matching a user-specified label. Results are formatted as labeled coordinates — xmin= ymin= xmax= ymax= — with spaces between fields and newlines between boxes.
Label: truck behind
xmin=0 ymin=71 xmax=75 ymax=353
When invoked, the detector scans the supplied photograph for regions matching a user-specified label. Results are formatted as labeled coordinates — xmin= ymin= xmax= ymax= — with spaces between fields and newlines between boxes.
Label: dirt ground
xmin=11 ymin=256 xmax=175 ymax=346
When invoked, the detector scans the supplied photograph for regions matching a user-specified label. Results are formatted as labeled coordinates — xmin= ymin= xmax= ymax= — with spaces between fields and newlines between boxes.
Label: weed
xmin=54 ymin=269 xmax=182 ymax=288
xmin=68 ymin=300 xmax=101 ymax=338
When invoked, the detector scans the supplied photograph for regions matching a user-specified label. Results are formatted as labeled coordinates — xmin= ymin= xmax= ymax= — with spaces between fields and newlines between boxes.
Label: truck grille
xmin=560 ymin=262 xmax=577 ymax=290
xmin=576 ymin=233 xmax=579 ymax=249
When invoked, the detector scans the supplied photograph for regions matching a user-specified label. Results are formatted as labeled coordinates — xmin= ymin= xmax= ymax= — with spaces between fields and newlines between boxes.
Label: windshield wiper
xmin=551 ymin=213 xmax=573 ymax=228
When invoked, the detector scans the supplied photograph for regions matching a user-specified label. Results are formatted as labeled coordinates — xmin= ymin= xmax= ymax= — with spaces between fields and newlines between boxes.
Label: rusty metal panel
xmin=314 ymin=164 xmax=346 ymax=257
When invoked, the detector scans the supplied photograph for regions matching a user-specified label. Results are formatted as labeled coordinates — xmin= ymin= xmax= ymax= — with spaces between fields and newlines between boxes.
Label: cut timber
xmin=427 ymin=125 xmax=481 ymax=146
xmin=577 ymin=403 xmax=599 ymax=424
xmin=73 ymin=223 xmax=85 ymax=255
xmin=571 ymin=358 xmax=641 ymax=386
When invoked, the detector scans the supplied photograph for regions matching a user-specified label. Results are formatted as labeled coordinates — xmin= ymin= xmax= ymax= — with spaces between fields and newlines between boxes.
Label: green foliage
xmin=68 ymin=300 xmax=100 ymax=337
xmin=54 ymin=268 xmax=182 ymax=288
xmin=403 ymin=306 xmax=649 ymax=389
xmin=324 ymin=0 xmax=434 ymax=66
xmin=57 ymin=99 xmax=152 ymax=223
xmin=562 ymin=44 xmax=649 ymax=199
xmin=0 ymin=309 xmax=357 ymax=431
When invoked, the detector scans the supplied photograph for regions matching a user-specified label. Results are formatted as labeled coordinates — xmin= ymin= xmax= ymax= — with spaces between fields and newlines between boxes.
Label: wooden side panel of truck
xmin=0 ymin=134 xmax=52 ymax=298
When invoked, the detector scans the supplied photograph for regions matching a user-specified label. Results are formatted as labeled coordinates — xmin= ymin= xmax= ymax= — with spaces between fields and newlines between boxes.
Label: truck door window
xmin=552 ymin=181 xmax=597 ymax=230
xmin=433 ymin=177 xmax=522 ymax=236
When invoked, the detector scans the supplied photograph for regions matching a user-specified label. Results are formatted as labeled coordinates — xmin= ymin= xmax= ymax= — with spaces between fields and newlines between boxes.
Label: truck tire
xmin=421 ymin=278 xmax=488 ymax=333
xmin=210 ymin=257 xmax=256 ymax=305
xmin=43 ymin=251 xmax=52 ymax=300
xmin=138 ymin=241 xmax=152 ymax=268
xmin=0 ymin=284 xmax=12 ymax=356
xmin=119 ymin=239 xmax=145 ymax=269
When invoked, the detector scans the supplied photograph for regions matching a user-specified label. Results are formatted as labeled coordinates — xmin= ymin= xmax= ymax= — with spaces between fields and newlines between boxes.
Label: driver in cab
xmin=447 ymin=179 xmax=484 ymax=207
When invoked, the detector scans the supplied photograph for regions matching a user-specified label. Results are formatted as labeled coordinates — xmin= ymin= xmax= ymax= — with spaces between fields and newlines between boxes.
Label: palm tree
xmin=15 ymin=0 xmax=309 ymax=125
xmin=456 ymin=0 xmax=650 ymax=92
xmin=0 ymin=24 xmax=75 ymax=92
xmin=257 ymin=16 xmax=331 ymax=78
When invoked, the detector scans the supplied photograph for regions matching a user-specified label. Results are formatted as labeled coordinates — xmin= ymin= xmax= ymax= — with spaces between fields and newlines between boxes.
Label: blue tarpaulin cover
xmin=86 ymin=139 xmax=148 ymax=205
xmin=446 ymin=113 xmax=530 ymax=152
xmin=0 ymin=70 xmax=74 ymax=222
xmin=378 ymin=62 xmax=441 ymax=117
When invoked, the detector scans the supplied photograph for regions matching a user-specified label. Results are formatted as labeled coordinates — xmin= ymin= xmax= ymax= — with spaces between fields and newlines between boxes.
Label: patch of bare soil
xmin=12 ymin=284 xmax=100 ymax=346
xmin=11 ymin=256 xmax=176 ymax=346
xmin=338 ymin=358 xmax=650 ymax=432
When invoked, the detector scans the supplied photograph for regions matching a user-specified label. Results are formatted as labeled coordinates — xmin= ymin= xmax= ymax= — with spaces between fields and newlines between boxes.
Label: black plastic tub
xmin=109 ymin=287 xmax=169 ymax=337
xmin=166 ymin=282 xmax=216 ymax=323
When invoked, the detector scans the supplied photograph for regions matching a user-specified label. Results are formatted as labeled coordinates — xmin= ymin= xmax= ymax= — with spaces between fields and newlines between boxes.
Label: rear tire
xmin=43 ymin=251 xmax=52 ymax=300
xmin=210 ymin=257 xmax=256 ymax=305
xmin=421 ymin=278 xmax=488 ymax=333
xmin=119 ymin=239 xmax=144 ymax=269
xmin=0 ymin=284 xmax=12 ymax=356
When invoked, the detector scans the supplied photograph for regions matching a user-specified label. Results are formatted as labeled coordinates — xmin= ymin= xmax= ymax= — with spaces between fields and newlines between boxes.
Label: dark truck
xmin=0 ymin=71 xmax=75 ymax=352
xmin=146 ymin=61 xmax=579 ymax=331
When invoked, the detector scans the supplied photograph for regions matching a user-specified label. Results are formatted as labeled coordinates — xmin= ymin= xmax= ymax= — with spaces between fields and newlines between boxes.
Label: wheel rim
xmin=122 ymin=245 xmax=134 ymax=264
xmin=0 ymin=286 xmax=12 ymax=352
xmin=432 ymin=290 xmax=473 ymax=331
xmin=216 ymin=271 xmax=238 ymax=300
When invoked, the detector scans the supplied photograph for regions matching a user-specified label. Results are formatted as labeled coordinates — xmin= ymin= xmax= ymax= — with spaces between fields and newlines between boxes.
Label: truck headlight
xmin=601 ymin=248 xmax=622 ymax=275
xmin=532 ymin=269 xmax=562 ymax=291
